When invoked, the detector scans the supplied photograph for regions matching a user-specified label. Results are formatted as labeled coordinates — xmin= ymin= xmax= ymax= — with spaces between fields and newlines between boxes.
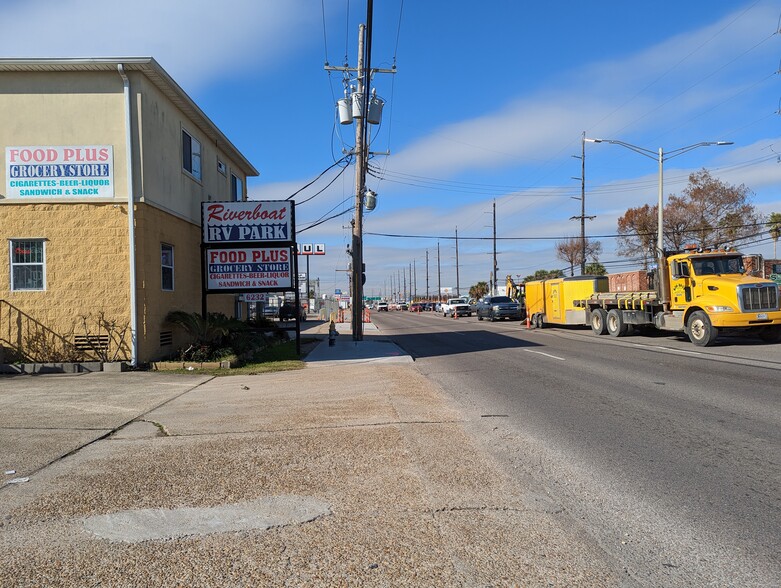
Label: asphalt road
xmin=373 ymin=309 xmax=781 ymax=588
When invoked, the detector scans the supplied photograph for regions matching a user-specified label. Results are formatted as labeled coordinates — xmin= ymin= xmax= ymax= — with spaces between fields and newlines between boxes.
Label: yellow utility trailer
xmin=526 ymin=276 xmax=608 ymax=329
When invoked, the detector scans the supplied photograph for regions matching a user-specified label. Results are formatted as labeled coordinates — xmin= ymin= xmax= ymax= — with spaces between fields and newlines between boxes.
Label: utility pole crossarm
xmin=324 ymin=65 xmax=397 ymax=75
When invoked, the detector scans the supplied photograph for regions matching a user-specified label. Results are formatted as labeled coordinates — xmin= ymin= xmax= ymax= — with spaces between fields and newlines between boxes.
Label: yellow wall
xmin=0 ymin=202 xmax=238 ymax=363
xmin=135 ymin=204 xmax=235 ymax=360
xmin=0 ymin=66 xmax=252 ymax=364
xmin=0 ymin=202 xmax=131 ymax=357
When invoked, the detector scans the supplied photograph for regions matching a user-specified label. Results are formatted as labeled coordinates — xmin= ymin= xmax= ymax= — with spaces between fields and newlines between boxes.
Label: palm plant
xmin=164 ymin=311 xmax=239 ymax=346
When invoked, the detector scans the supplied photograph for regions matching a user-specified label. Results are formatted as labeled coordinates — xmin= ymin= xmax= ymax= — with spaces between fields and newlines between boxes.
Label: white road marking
xmin=524 ymin=349 xmax=566 ymax=361
xmin=633 ymin=343 xmax=703 ymax=356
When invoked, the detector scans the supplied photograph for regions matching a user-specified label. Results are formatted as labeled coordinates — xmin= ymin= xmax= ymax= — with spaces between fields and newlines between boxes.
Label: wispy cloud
xmin=0 ymin=0 xmax=317 ymax=88
xmin=387 ymin=3 xmax=777 ymax=181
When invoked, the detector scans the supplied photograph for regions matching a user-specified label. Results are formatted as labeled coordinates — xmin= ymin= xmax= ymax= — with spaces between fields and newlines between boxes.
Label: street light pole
xmin=590 ymin=138 xmax=732 ymax=309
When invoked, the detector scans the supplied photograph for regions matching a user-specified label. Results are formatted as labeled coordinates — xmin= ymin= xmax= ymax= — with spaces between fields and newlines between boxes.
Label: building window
xmin=161 ymin=243 xmax=174 ymax=291
xmin=231 ymin=173 xmax=243 ymax=201
xmin=182 ymin=129 xmax=202 ymax=181
xmin=217 ymin=159 xmax=226 ymax=176
xmin=10 ymin=239 xmax=45 ymax=291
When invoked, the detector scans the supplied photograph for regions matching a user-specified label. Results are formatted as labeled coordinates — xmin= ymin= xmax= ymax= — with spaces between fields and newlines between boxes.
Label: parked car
xmin=278 ymin=302 xmax=306 ymax=322
xmin=476 ymin=295 xmax=523 ymax=321
xmin=409 ymin=302 xmax=424 ymax=312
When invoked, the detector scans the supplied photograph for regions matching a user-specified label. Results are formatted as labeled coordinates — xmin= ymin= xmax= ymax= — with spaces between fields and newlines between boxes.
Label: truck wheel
xmin=477 ymin=312 xmax=483 ymax=321
xmin=687 ymin=311 xmax=719 ymax=346
xmin=490 ymin=311 xmax=497 ymax=322
xmin=607 ymin=309 xmax=628 ymax=337
xmin=534 ymin=313 xmax=544 ymax=328
xmin=590 ymin=308 xmax=608 ymax=335
xmin=758 ymin=325 xmax=781 ymax=343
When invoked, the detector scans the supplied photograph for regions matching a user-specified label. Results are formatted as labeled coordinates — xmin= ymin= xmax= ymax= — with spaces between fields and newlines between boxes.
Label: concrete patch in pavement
xmin=82 ymin=495 xmax=331 ymax=542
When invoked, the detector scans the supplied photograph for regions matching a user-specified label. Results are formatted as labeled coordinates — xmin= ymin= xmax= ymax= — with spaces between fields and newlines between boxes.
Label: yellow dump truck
xmin=526 ymin=276 xmax=609 ymax=329
xmin=580 ymin=249 xmax=781 ymax=346
xmin=527 ymin=248 xmax=781 ymax=346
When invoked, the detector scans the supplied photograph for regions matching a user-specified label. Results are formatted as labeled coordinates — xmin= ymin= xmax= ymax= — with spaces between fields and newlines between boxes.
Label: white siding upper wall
xmin=135 ymin=73 xmax=246 ymax=224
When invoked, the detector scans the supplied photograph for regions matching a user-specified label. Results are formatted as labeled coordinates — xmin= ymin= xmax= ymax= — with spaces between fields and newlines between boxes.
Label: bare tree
xmin=682 ymin=170 xmax=762 ymax=248
xmin=616 ymin=204 xmax=656 ymax=269
xmin=555 ymin=237 xmax=602 ymax=276
xmin=616 ymin=170 xmax=762 ymax=262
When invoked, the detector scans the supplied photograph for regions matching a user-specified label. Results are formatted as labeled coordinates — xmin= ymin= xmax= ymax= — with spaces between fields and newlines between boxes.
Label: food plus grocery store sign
xmin=206 ymin=247 xmax=291 ymax=290
xmin=5 ymin=146 xmax=114 ymax=198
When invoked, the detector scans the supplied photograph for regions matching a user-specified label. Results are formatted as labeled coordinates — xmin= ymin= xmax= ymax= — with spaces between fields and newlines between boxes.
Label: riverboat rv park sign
xmin=201 ymin=199 xmax=301 ymax=351
xmin=201 ymin=201 xmax=295 ymax=295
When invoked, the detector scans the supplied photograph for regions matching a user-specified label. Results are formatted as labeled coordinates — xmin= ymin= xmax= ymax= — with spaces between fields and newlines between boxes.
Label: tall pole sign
xmin=201 ymin=200 xmax=300 ymax=354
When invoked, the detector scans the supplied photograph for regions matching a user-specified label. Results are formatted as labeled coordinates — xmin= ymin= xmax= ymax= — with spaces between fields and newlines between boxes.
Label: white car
xmin=441 ymin=297 xmax=471 ymax=317
xmin=376 ymin=302 xmax=389 ymax=311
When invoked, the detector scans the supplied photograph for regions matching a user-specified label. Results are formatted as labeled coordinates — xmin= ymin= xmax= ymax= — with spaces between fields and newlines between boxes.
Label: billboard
xmin=202 ymin=201 xmax=293 ymax=244
xmin=6 ymin=146 xmax=114 ymax=198
xmin=206 ymin=247 xmax=292 ymax=291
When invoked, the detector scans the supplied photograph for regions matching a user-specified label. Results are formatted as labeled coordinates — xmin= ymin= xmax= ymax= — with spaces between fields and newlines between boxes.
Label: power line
xmin=299 ymin=208 xmax=353 ymax=233
xmin=368 ymin=153 xmax=778 ymax=198
xmin=293 ymin=157 xmax=352 ymax=206
xmin=366 ymin=220 xmax=779 ymax=243
xmin=286 ymin=155 xmax=351 ymax=201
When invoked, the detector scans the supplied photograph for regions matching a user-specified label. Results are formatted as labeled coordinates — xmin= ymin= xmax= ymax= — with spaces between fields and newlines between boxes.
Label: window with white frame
xmin=182 ymin=129 xmax=202 ymax=181
xmin=231 ymin=173 xmax=243 ymax=201
xmin=161 ymin=243 xmax=174 ymax=291
xmin=10 ymin=239 xmax=45 ymax=291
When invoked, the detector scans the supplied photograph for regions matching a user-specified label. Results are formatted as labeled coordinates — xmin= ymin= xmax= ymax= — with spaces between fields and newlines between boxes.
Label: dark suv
xmin=279 ymin=303 xmax=307 ymax=322
xmin=476 ymin=295 xmax=522 ymax=321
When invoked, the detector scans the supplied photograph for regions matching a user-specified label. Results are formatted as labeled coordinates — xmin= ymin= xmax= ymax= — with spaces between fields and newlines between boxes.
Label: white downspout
xmin=118 ymin=64 xmax=138 ymax=366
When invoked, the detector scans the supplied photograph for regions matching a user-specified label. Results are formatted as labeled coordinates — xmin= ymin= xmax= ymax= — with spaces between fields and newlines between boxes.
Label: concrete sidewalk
xmin=303 ymin=319 xmax=413 ymax=366
xmin=0 ymin=322 xmax=623 ymax=586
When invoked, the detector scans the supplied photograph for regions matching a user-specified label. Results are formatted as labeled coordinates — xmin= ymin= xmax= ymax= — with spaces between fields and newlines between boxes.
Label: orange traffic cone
xmin=526 ymin=315 xmax=531 ymax=329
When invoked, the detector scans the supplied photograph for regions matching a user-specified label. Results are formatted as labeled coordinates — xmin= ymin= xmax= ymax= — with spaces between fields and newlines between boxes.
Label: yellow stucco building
xmin=0 ymin=58 xmax=259 ymax=365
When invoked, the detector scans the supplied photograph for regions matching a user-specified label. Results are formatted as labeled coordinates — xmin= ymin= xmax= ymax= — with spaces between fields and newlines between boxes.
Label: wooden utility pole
xmin=437 ymin=242 xmax=441 ymax=302
xmin=571 ymin=132 xmax=594 ymax=275
xmin=425 ymin=250 xmax=429 ymax=300
xmin=492 ymin=200 xmax=498 ymax=295
xmin=350 ymin=24 xmax=366 ymax=340
xmin=455 ymin=227 xmax=460 ymax=297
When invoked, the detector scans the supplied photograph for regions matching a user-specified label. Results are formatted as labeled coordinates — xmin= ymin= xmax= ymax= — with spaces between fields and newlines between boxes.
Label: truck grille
xmin=738 ymin=284 xmax=779 ymax=312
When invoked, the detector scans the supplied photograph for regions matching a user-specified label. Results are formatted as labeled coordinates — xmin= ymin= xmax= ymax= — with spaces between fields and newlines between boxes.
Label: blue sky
xmin=4 ymin=0 xmax=781 ymax=298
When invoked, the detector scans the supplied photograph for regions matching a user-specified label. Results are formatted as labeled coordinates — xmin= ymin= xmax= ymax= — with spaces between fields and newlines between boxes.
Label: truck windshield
xmin=691 ymin=256 xmax=744 ymax=276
